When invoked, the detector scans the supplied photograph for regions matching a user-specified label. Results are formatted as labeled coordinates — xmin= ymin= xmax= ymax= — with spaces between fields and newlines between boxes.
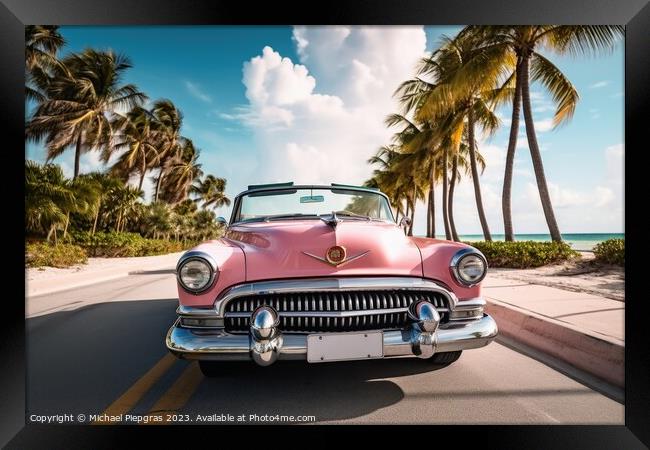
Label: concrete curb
xmin=486 ymin=299 xmax=624 ymax=388
xmin=26 ymin=253 xmax=183 ymax=298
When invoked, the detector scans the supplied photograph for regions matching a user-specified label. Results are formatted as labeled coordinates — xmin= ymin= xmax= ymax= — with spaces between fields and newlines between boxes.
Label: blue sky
xmin=26 ymin=26 xmax=624 ymax=235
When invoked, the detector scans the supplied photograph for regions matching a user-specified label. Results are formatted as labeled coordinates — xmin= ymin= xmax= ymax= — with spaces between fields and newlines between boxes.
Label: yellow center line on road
xmin=144 ymin=362 xmax=204 ymax=424
xmin=93 ymin=353 xmax=177 ymax=425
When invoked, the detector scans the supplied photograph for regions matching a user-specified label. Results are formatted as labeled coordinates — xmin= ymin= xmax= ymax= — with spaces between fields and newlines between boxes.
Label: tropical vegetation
xmin=468 ymin=240 xmax=579 ymax=268
xmin=367 ymin=25 xmax=624 ymax=244
xmin=25 ymin=26 xmax=230 ymax=267
xmin=26 ymin=242 xmax=87 ymax=268
xmin=593 ymin=238 xmax=624 ymax=266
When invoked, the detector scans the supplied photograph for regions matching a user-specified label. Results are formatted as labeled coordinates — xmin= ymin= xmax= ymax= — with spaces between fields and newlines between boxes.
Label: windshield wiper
xmin=333 ymin=210 xmax=378 ymax=221
xmin=263 ymin=213 xmax=320 ymax=222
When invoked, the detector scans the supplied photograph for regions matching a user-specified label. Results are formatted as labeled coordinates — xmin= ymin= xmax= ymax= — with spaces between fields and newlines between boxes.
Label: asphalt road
xmin=26 ymin=270 xmax=624 ymax=425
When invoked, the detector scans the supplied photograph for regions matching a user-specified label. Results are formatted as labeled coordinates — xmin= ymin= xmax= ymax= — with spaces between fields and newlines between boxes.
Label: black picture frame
xmin=2 ymin=0 xmax=648 ymax=447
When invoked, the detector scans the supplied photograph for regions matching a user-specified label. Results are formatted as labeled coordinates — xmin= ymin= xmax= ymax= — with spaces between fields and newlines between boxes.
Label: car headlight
xmin=450 ymin=248 xmax=487 ymax=286
xmin=177 ymin=252 xmax=218 ymax=293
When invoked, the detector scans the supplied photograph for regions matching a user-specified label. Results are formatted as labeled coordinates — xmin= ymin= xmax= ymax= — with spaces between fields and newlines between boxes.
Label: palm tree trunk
xmin=441 ymin=147 xmax=452 ymax=240
xmin=426 ymin=187 xmax=433 ymax=238
xmin=427 ymin=157 xmax=436 ymax=238
xmin=154 ymin=167 xmax=165 ymax=202
xmin=467 ymin=106 xmax=492 ymax=241
xmin=73 ymin=134 xmax=83 ymax=180
xmin=408 ymin=184 xmax=416 ymax=236
xmin=503 ymin=57 xmax=523 ymax=242
xmin=448 ymin=154 xmax=460 ymax=242
xmin=138 ymin=155 xmax=147 ymax=191
xmin=521 ymin=55 xmax=562 ymax=242
xmin=63 ymin=212 xmax=70 ymax=239
xmin=430 ymin=159 xmax=436 ymax=238
xmin=92 ymin=204 xmax=100 ymax=235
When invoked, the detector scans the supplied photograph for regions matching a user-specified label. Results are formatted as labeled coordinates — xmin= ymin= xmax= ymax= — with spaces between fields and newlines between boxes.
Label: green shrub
xmin=465 ymin=240 xmax=580 ymax=269
xmin=67 ymin=231 xmax=189 ymax=257
xmin=26 ymin=242 xmax=88 ymax=268
xmin=593 ymin=238 xmax=624 ymax=265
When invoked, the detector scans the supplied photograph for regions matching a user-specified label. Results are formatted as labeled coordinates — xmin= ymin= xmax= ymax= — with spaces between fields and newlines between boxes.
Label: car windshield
xmin=233 ymin=188 xmax=394 ymax=223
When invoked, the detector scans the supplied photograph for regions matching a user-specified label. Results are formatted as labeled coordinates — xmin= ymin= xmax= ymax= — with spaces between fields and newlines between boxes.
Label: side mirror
xmin=399 ymin=216 xmax=411 ymax=232
xmin=216 ymin=216 xmax=228 ymax=227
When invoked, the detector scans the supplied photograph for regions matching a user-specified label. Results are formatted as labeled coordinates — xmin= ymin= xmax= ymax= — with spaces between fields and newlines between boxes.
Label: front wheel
xmin=198 ymin=360 xmax=221 ymax=377
xmin=427 ymin=351 xmax=462 ymax=367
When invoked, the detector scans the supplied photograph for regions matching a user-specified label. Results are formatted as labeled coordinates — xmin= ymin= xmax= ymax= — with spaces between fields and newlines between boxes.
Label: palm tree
xmin=391 ymin=79 xmax=448 ymax=239
xmin=386 ymin=112 xmax=455 ymax=240
xmin=25 ymin=160 xmax=75 ymax=243
xmin=159 ymin=139 xmax=204 ymax=205
xmin=145 ymin=202 xmax=173 ymax=240
xmin=447 ymin=151 xmax=460 ymax=241
xmin=193 ymin=209 xmax=219 ymax=241
xmin=105 ymin=184 xmax=143 ymax=232
xmin=151 ymin=99 xmax=184 ymax=202
xmin=25 ymin=25 xmax=65 ymax=103
xmin=192 ymin=175 xmax=231 ymax=210
xmin=464 ymin=26 xmax=624 ymax=241
xmin=76 ymin=172 xmax=123 ymax=234
xmin=440 ymin=136 xmax=453 ymax=241
xmin=447 ymin=139 xmax=487 ymax=242
xmin=62 ymin=175 xmax=99 ymax=238
xmin=366 ymin=147 xmax=407 ymax=223
xmin=384 ymin=114 xmax=437 ymax=235
xmin=107 ymin=106 xmax=160 ymax=191
xmin=412 ymin=34 xmax=515 ymax=241
xmin=173 ymin=199 xmax=198 ymax=216
xmin=26 ymin=49 xmax=147 ymax=179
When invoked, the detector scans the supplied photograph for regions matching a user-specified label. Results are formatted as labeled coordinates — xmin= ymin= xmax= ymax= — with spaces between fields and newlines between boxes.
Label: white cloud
xmin=589 ymin=80 xmax=610 ymax=89
xmin=226 ymin=27 xmax=427 ymax=190
xmin=531 ymin=182 xmax=588 ymax=208
xmin=515 ymin=134 xmax=528 ymax=149
xmin=605 ymin=143 xmax=624 ymax=187
xmin=185 ymin=81 xmax=212 ymax=103
xmin=56 ymin=151 xmax=107 ymax=179
xmin=534 ymin=118 xmax=554 ymax=132
xmin=606 ymin=143 xmax=624 ymax=159
xmin=529 ymin=91 xmax=555 ymax=114
xmin=291 ymin=26 xmax=427 ymax=108
xmin=594 ymin=186 xmax=615 ymax=208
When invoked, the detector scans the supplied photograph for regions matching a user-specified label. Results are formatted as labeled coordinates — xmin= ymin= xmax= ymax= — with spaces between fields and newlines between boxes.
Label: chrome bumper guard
xmin=166 ymin=310 xmax=498 ymax=365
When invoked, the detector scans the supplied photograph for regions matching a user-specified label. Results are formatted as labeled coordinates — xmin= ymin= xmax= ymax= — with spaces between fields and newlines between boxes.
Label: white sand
xmin=26 ymin=252 xmax=184 ymax=284
xmin=488 ymin=253 xmax=624 ymax=301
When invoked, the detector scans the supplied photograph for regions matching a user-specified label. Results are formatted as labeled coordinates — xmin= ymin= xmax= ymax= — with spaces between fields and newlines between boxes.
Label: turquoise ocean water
xmin=445 ymin=233 xmax=624 ymax=251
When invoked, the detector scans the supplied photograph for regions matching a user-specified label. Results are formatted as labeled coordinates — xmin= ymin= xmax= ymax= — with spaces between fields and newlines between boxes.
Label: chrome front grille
xmin=224 ymin=290 xmax=449 ymax=333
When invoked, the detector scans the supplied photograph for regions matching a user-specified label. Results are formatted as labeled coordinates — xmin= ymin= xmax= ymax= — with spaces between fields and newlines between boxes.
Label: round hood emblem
xmin=326 ymin=246 xmax=347 ymax=265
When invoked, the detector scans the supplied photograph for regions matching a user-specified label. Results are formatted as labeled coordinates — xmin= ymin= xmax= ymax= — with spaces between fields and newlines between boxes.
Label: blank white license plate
xmin=307 ymin=331 xmax=384 ymax=363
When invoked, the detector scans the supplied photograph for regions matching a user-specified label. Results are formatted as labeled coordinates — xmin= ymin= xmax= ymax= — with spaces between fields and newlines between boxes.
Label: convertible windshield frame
xmin=229 ymin=185 xmax=396 ymax=225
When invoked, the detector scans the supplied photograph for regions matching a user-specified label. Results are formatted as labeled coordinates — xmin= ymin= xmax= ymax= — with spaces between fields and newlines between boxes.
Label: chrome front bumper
xmin=166 ymin=313 xmax=498 ymax=363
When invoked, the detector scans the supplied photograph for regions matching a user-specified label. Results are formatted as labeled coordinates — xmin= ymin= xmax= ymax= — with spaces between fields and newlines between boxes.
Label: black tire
xmin=198 ymin=360 xmax=221 ymax=377
xmin=428 ymin=351 xmax=462 ymax=367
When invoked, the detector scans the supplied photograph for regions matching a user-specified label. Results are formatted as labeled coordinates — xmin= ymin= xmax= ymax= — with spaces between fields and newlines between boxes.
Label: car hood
xmin=224 ymin=219 xmax=423 ymax=281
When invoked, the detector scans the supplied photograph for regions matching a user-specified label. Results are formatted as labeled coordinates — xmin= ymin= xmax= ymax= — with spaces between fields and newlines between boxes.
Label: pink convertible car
xmin=166 ymin=183 xmax=498 ymax=376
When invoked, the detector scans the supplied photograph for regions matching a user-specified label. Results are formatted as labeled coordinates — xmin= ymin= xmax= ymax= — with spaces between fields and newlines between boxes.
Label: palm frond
xmin=530 ymin=52 xmax=579 ymax=127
